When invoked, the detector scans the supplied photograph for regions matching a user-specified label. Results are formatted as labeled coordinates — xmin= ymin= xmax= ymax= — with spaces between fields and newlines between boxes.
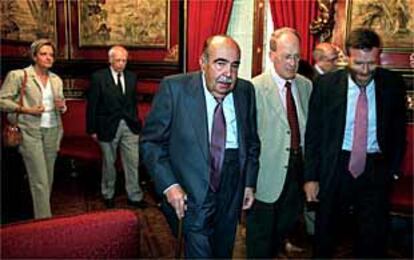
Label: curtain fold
xmin=187 ymin=0 xmax=234 ymax=72
xmin=269 ymin=0 xmax=318 ymax=62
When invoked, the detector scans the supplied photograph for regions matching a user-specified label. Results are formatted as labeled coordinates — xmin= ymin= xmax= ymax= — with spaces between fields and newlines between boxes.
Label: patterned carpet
xmin=2 ymin=154 xmax=412 ymax=258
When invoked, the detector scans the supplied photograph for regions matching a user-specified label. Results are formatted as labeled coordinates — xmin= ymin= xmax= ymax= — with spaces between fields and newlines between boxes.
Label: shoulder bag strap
xmin=16 ymin=70 xmax=28 ymax=123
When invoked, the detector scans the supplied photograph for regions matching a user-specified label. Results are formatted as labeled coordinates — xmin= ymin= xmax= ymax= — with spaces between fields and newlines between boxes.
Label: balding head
xmin=201 ymin=35 xmax=241 ymax=63
xmin=108 ymin=45 xmax=128 ymax=73
xmin=268 ymin=27 xmax=301 ymax=80
xmin=199 ymin=35 xmax=241 ymax=99
xmin=313 ymin=42 xmax=339 ymax=73
xmin=269 ymin=27 xmax=301 ymax=52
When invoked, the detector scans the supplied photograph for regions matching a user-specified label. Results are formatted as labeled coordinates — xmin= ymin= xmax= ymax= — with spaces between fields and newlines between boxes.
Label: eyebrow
xmin=213 ymin=58 xmax=240 ymax=65
xmin=213 ymin=58 xmax=230 ymax=63
xmin=39 ymin=51 xmax=54 ymax=55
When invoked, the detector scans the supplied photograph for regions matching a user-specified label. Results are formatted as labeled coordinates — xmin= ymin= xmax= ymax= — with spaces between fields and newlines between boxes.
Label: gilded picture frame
xmin=0 ymin=0 xmax=68 ymax=58
xmin=77 ymin=0 xmax=169 ymax=48
xmin=1 ymin=0 xmax=57 ymax=44
xmin=402 ymin=72 xmax=414 ymax=124
xmin=346 ymin=0 xmax=414 ymax=51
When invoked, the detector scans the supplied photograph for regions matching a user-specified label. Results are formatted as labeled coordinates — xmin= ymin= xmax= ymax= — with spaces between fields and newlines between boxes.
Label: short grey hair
xmin=108 ymin=45 xmax=128 ymax=60
xmin=30 ymin=38 xmax=56 ymax=60
xmin=269 ymin=27 xmax=301 ymax=52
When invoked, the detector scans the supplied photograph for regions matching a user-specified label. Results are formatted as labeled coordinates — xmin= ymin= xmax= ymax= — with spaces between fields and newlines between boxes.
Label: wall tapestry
xmin=78 ymin=0 xmax=168 ymax=47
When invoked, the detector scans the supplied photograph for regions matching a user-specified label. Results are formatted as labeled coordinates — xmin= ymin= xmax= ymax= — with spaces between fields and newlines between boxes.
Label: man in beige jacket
xmin=246 ymin=28 xmax=312 ymax=258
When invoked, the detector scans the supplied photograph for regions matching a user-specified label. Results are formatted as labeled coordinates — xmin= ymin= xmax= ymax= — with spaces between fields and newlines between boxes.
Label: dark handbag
xmin=2 ymin=70 xmax=27 ymax=147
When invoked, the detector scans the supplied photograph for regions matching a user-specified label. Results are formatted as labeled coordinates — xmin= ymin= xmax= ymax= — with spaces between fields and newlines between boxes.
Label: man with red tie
xmin=246 ymin=27 xmax=313 ymax=258
xmin=304 ymin=28 xmax=406 ymax=258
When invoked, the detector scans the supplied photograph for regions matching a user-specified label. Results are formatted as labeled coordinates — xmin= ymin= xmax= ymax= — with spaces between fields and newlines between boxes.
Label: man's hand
xmin=165 ymin=185 xmax=187 ymax=219
xmin=304 ymin=181 xmax=319 ymax=202
xmin=242 ymin=187 xmax=255 ymax=210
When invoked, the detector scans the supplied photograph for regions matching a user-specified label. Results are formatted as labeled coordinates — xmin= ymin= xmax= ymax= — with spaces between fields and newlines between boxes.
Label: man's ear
xmin=269 ymin=51 xmax=276 ymax=62
xmin=199 ymin=56 xmax=206 ymax=70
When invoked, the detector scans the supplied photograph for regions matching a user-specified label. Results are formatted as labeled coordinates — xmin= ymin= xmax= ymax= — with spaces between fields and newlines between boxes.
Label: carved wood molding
xmin=252 ymin=0 xmax=265 ymax=77
xmin=310 ymin=0 xmax=337 ymax=42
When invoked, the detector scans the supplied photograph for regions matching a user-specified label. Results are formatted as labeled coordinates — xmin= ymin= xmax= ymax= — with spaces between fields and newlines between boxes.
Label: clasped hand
xmin=24 ymin=104 xmax=45 ymax=115
xmin=54 ymin=98 xmax=66 ymax=112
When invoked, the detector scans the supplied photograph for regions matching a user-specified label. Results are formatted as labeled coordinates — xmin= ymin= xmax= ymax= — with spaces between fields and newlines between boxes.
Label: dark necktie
xmin=348 ymin=86 xmax=368 ymax=178
xmin=117 ymin=73 xmax=123 ymax=93
xmin=285 ymin=81 xmax=300 ymax=151
xmin=210 ymin=97 xmax=226 ymax=192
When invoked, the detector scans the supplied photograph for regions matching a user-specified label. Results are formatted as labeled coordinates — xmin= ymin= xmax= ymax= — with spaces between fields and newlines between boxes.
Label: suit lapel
xmin=374 ymin=70 xmax=384 ymax=146
xmin=263 ymin=71 xmax=289 ymax=127
xmin=124 ymin=71 xmax=135 ymax=95
xmin=106 ymin=68 xmax=123 ymax=95
xmin=295 ymin=80 xmax=308 ymax=133
xmin=26 ymin=66 xmax=43 ymax=94
xmin=334 ymin=70 xmax=348 ymax=142
xmin=233 ymin=82 xmax=245 ymax=159
xmin=49 ymin=75 xmax=60 ymax=98
xmin=25 ymin=67 xmax=62 ymax=108
xmin=184 ymin=73 xmax=209 ymax=161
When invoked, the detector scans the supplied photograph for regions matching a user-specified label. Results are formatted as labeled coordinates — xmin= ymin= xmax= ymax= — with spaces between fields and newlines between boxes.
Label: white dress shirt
xmin=202 ymin=73 xmax=239 ymax=149
xmin=110 ymin=67 xmax=125 ymax=94
xmin=38 ymin=77 xmax=58 ymax=128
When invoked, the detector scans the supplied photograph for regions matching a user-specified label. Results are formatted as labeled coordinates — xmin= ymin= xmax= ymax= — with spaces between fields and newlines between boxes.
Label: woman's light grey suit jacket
xmin=0 ymin=65 xmax=64 ymax=142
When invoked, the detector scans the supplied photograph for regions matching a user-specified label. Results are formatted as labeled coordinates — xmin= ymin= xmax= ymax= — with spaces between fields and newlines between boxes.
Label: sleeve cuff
xmin=163 ymin=183 xmax=180 ymax=194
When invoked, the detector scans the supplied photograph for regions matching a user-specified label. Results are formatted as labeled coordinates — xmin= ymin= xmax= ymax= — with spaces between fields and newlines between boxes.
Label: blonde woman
xmin=0 ymin=39 xmax=66 ymax=219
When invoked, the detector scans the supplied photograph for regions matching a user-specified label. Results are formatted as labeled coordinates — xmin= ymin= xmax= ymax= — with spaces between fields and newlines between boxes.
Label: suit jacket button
xmin=286 ymin=147 xmax=290 ymax=151
xmin=284 ymin=165 xmax=288 ymax=169
xmin=286 ymin=131 xmax=290 ymax=134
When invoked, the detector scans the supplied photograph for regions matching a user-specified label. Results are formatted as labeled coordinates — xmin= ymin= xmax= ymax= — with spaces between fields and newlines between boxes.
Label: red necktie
xmin=348 ymin=87 xmax=368 ymax=178
xmin=285 ymin=81 xmax=300 ymax=151
xmin=210 ymin=98 xmax=226 ymax=192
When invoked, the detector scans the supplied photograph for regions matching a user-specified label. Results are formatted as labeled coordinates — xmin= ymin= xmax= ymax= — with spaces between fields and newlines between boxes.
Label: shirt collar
xmin=110 ymin=67 xmax=123 ymax=78
xmin=348 ymin=74 xmax=375 ymax=90
xmin=314 ymin=64 xmax=324 ymax=75
xmin=270 ymin=66 xmax=295 ymax=92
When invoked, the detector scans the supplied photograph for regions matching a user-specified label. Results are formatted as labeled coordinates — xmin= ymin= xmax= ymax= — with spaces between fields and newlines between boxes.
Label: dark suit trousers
xmin=314 ymin=151 xmax=389 ymax=258
xmin=158 ymin=149 xmax=244 ymax=258
xmin=246 ymin=151 xmax=304 ymax=258
xmin=181 ymin=149 xmax=241 ymax=258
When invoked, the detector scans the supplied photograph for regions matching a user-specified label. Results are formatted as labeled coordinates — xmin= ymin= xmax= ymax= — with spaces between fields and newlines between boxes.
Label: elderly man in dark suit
xmin=86 ymin=45 xmax=145 ymax=209
xmin=140 ymin=35 xmax=260 ymax=258
xmin=304 ymin=28 xmax=406 ymax=258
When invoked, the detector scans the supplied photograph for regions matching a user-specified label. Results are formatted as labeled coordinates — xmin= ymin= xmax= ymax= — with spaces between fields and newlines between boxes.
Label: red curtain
xmin=187 ymin=0 xmax=234 ymax=72
xmin=269 ymin=0 xmax=318 ymax=62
